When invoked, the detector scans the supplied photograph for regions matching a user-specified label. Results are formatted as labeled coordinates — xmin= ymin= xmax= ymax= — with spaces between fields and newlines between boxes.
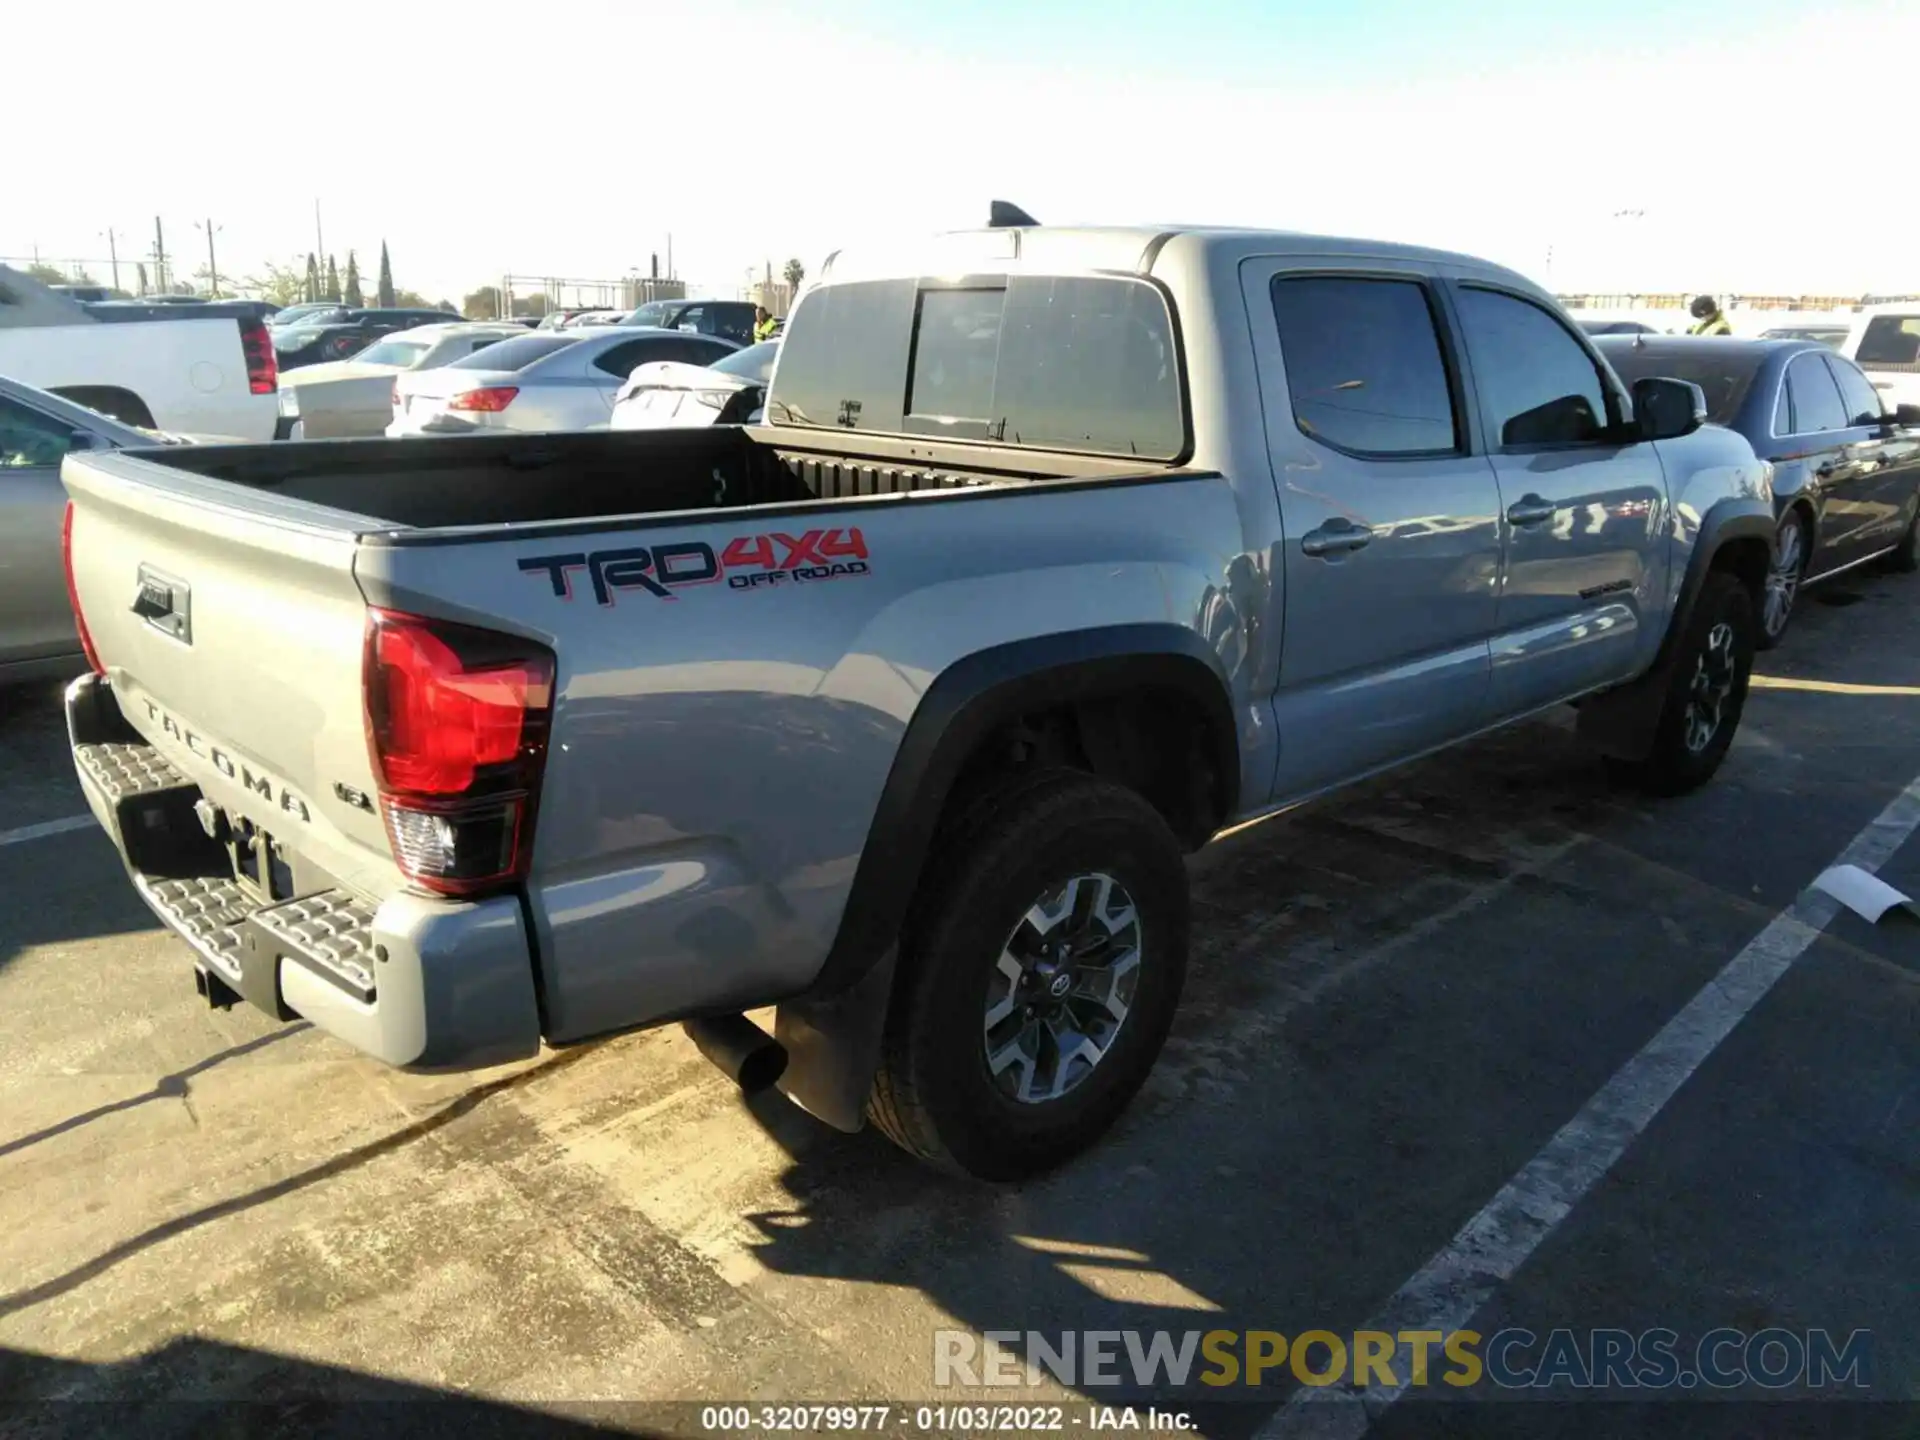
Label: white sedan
xmin=611 ymin=340 xmax=779 ymax=430
xmin=388 ymin=327 xmax=738 ymax=436
xmin=276 ymin=322 xmax=528 ymax=438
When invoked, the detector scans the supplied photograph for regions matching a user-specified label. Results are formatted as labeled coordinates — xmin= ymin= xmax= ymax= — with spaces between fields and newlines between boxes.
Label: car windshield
xmin=1601 ymin=345 xmax=1762 ymax=426
xmin=708 ymin=341 xmax=779 ymax=384
xmin=445 ymin=334 xmax=580 ymax=371
xmin=625 ymin=301 xmax=679 ymax=328
xmin=354 ymin=339 xmax=432 ymax=368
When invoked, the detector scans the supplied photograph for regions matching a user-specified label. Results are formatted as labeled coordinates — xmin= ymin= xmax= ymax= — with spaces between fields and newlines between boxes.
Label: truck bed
xmin=130 ymin=427 xmax=1153 ymax=534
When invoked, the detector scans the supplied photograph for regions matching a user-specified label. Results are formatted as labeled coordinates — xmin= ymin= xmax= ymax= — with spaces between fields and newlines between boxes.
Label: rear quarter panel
xmin=355 ymin=475 xmax=1263 ymax=1039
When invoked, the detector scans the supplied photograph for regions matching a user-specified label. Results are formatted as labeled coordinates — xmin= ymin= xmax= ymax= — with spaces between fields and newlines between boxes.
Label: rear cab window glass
xmin=1268 ymin=276 xmax=1458 ymax=454
xmin=1456 ymin=287 xmax=1611 ymax=447
xmin=1786 ymin=353 xmax=1849 ymax=433
xmin=448 ymin=334 xmax=578 ymax=371
xmin=770 ymin=275 xmax=1185 ymax=460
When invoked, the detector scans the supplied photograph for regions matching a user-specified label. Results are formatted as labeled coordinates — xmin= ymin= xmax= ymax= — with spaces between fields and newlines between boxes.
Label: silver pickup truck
xmin=61 ymin=221 xmax=1775 ymax=1180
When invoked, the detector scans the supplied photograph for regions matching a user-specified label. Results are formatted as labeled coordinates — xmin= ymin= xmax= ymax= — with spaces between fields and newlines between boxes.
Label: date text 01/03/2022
xmin=698 ymin=1404 xmax=1196 ymax=1433
xmin=518 ymin=527 xmax=873 ymax=605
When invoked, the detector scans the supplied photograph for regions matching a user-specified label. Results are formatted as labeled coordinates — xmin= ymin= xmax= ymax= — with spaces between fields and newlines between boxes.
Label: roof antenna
xmin=988 ymin=200 xmax=1040 ymax=229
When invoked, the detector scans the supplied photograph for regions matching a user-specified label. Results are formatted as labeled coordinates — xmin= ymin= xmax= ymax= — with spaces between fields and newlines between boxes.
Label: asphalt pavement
xmin=1 ymin=568 xmax=1915 ymax=1439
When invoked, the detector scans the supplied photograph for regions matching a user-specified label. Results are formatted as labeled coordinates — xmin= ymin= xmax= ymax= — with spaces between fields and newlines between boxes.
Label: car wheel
xmin=869 ymin=769 xmax=1188 ymax=1181
xmin=1609 ymin=572 xmax=1754 ymax=797
xmin=1757 ymin=511 xmax=1809 ymax=650
xmin=1880 ymin=504 xmax=1920 ymax=574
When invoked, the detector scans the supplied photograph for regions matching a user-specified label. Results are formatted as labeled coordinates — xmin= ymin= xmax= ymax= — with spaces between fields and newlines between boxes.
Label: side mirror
xmin=1634 ymin=376 xmax=1707 ymax=441
xmin=1895 ymin=403 xmax=1920 ymax=428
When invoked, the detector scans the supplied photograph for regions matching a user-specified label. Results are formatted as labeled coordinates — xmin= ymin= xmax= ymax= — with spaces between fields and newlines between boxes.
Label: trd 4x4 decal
xmin=519 ymin=527 xmax=870 ymax=605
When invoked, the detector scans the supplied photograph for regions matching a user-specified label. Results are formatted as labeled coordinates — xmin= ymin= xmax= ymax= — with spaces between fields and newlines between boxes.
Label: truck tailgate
xmin=62 ymin=450 xmax=398 ymax=897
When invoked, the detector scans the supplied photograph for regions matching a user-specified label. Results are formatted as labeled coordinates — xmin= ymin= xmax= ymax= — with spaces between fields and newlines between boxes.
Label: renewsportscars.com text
xmin=933 ymin=1328 xmax=1873 ymax=1392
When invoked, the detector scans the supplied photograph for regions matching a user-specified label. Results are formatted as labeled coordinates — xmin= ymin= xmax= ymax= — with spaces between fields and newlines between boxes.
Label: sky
xmin=8 ymin=0 xmax=1919 ymax=303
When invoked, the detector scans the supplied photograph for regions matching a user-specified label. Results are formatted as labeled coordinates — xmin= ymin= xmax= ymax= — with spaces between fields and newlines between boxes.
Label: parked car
xmin=0 ymin=375 xmax=226 ymax=684
xmin=1843 ymin=304 xmax=1920 ymax=416
xmin=610 ymin=339 xmax=778 ymax=429
xmin=0 ymin=264 xmax=278 ymax=439
xmin=61 ymin=218 xmax=1774 ymax=1180
xmin=1760 ymin=325 xmax=1848 ymax=349
xmin=387 ymin=327 xmax=737 ymax=435
xmin=1578 ymin=319 xmax=1661 ymax=336
xmin=620 ymin=297 xmax=759 ymax=345
xmin=269 ymin=302 xmax=347 ymax=329
xmin=275 ymin=323 xmax=530 ymax=439
xmin=1598 ymin=335 xmax=1920 ymax=646
xmin=274 ymin=307 xmax=463 ymax=370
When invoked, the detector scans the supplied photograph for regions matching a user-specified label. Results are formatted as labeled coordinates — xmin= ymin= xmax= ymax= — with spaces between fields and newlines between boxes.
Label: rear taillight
xmin=692 ymin=389 xmax=733 ymax=410
xmin=448 ymin=386 xmax=519 ymax=413
xmin=61 ymin=502 xmax=104 ymax=675
xmin=390 ymin=379 xmax=401 ymax=410
xmin=239 ymin=318 xmax=277 ymax=395
xmin=363 ymin=609 xmax=555 ymax=897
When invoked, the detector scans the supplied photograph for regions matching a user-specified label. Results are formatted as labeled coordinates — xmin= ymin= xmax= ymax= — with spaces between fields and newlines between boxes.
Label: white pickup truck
xmin=0 ymin=266 xmax=278 ymax=441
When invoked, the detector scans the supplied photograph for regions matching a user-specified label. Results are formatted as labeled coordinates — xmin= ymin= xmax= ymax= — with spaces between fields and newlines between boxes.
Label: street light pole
xmin=196 ymin=219 xmax=223 ymax=298
xmin=102 ymin=228 xmax=121 ymax=291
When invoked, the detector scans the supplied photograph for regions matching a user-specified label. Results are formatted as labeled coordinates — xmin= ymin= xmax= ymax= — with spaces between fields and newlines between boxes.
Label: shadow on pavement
xmin=0 ymin=1340 xmax=658 ymax=1438
xmin=0 ymin=1024 xmax=310 ymax=1162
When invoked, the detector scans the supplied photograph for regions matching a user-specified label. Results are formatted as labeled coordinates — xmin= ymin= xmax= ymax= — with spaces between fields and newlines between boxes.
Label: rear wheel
xmin=1609 ymin=572 xmax=1754 ymax=797
xmin=1757 ymin=510 xmax=1808 ymax=650
xmin=868 ymin=769 xmax=1188 ymax=1181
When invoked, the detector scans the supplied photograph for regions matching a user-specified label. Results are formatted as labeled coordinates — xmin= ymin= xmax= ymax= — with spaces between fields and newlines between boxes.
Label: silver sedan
xmin=387 ymin=328 xmax=740 ymax=436
xmin=0 ymin=376 xmax=221 ymax=683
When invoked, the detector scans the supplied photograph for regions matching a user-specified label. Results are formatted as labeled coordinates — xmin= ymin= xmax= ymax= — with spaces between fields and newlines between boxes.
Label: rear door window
xmin=1786 ymin=352 xmax=1849 ymax=433
xmin=1826 ymin=354 xmax=1886 ymax=424
xmin=1268 ymin=276 xmax=1458 ymax=455
xmin=448 ymin=334 xmax=579 ymax=371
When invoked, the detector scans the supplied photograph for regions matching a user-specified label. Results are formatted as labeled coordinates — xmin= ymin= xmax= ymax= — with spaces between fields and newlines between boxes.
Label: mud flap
xmin=772 ymin=945 xmax=899 ymax=1134
xmin=1574 ymin=654 xmax=1678 ymax=761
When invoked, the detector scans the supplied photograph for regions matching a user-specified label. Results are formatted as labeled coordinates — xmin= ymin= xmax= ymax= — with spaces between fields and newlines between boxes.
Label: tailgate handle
xmin=132 ymin=564 xmax=192 ymax=644
xmin=133 ymin=581 xmax=174 ymax=619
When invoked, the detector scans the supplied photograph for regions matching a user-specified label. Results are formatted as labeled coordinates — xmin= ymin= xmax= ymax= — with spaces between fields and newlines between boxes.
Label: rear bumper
xmin=65 ymin=672 xmax=542 ymax=1070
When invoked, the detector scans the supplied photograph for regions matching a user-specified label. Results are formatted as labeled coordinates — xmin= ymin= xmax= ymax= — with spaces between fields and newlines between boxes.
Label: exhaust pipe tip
xmin=681 ymin=1014 xmax=787 ymax=1094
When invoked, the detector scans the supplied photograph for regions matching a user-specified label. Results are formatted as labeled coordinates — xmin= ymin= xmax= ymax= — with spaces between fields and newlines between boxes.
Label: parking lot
xmin=2 ymin=561 xmax=1916 ymax=1436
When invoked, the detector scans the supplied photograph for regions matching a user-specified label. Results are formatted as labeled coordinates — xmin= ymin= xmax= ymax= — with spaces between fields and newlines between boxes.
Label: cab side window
xmin=1268 ymin=276 xmax=1458 ymax=456
xmin=1454 ymin=287 xmax=1612 ymax=447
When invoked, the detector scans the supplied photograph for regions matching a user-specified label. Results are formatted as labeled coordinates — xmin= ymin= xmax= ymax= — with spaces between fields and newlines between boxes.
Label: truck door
xmin=1244 ymin=263 xmax=1502 ymax=801
xmin=1445 ymin=283 xmax=1670 ymax=718
xmin=0 ymin=394 xmax=83 ymax=666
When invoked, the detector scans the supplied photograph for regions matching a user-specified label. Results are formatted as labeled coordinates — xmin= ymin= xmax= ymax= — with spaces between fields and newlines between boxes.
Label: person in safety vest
xmin=1688 ymin=294 xmax=1732 ymax=336
xmin=753 ymin=305 xmax=778 ymax=343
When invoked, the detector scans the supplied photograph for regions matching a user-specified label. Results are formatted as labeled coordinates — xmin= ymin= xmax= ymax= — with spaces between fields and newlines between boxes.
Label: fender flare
xmin=1577 ymin=496 xmax=1775 ymax=760
xmin=774 ymin=623 xmax=1238 ymax=1131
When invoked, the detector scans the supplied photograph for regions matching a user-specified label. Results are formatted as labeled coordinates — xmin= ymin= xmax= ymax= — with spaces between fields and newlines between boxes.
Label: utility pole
xmin=102 ymin=228 xmax=122 ymax=291
xmin=196 ymin=218 xmax=222 ymax=297
xmin=666 ymin=234 xmax=673 ymax=281
xmin=152 ymin=216 xmax=168 ymax=295
xmin=315 ymin=199 xmax=325 ymax=264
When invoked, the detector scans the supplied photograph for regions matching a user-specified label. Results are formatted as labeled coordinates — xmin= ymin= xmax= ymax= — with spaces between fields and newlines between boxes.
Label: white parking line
xmin=1260 ymin=772 xmax=1920 ymax=1440
xmin=0 ymin=815 xmax=94 ymax=849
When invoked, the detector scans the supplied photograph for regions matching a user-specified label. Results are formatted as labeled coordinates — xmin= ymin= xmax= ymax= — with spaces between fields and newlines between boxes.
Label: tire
xmin=1756 ymin=510 xmax=1809 ymax=650
xmin=1609 ymin=572 xmax=1754 ymax=797
xmin=868 ymin=768 xmax=1188 ymax=1181
xmin=1880 ymin=504 xmax=1920 ymax=574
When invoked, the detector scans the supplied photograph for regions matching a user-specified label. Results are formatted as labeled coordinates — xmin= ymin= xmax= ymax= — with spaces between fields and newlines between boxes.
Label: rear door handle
xmin=1299 ymin=520 xmax=1373 ymax=557
xmin=1506 ymin=495 xmax=1557 ymax=526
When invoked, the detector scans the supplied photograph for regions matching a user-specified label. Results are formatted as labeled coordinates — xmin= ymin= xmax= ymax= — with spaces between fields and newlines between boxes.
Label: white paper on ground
xmin=1812 ymin=864 xmax=1917 ymax=923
